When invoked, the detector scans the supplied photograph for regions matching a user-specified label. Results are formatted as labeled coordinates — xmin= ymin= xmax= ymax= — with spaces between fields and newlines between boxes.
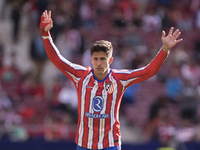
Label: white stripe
xmin=112 ymin=68 xmax=145 ymax=74
xmin=97 ymin=82 xmax=108 ymax=149
xmin=112 ymin=69 xmax=134 ymax=74
xmin=133 ymin=67 xmax=145 ymax=72
xmin=78 ymin=72 xmax=93 ymax=146
xmin=65 ymin=71 xmax=81 ymax=88
xmin=87 ymin=80 xmax=98 ymax=149
xmin=108 ymin=74 xmax=117 ymax=147
xmin=42 ymin=36 xmax=49 ymax=39
xmin=120 ymin=77 xmax=140 ymax=87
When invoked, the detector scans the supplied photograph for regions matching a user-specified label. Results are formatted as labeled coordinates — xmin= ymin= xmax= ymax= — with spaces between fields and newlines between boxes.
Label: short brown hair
xmin=90 ymin=40 xmax=113 ymax=57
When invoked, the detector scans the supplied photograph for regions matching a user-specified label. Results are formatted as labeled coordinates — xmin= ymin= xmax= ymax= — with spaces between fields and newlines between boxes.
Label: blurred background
xmin=1 ymin=0 xmax=200 ymax=150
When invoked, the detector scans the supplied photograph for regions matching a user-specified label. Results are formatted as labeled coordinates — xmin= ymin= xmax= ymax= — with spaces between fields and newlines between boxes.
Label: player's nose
xmin=97 ymin=59 xmax=101 ymax=66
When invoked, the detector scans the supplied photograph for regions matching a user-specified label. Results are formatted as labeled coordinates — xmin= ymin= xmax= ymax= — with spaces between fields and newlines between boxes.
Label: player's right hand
xmin=40 ymin=10 xmax=53 ymax=36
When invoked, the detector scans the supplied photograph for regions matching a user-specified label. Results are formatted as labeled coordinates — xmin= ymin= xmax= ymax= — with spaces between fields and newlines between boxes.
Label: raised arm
xmin=40 ymin=10 xmax=88 ymax=85
xmin=114 ymin=27 xmax=183 ymax=88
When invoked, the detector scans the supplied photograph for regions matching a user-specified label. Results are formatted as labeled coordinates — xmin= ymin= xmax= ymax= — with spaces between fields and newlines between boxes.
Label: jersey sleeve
xmin=113 ymin=48 xmax=169 ymax=88
xmin=42 ymin=35 xmax=88 ymax=86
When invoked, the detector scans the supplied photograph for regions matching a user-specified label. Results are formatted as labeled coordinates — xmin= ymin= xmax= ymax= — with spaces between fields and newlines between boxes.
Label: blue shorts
xmin=77 ymin=145 xmax=121 ymax=150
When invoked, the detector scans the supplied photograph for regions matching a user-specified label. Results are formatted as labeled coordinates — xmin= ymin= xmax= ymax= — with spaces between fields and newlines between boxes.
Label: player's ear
xmin=109 ymin=57 xmax=114 ymax=65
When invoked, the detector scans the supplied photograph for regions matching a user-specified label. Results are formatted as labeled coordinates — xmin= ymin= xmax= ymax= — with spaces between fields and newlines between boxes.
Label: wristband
xmin=40 ymin=16 xmax=50 ymax=36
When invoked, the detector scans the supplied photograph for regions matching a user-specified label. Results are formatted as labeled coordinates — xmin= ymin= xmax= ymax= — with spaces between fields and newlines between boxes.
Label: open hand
xmin=161 ymin=27 xmax=183 ymax=53
xmin=40 ymin=10 xmax=53 ymax=33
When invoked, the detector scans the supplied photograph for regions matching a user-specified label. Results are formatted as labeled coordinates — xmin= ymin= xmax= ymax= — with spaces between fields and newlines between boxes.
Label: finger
xmin=172 ymin=29 xmax=179 ymax=37
xmin=176 ymin=38 xmax=183 ymax=43
xmin=168 ymin=27 xmax=174 ymax=36
xmin=44 ymin=10 xmax=47 ymax=19
xmin=44 ymin=10 xmax=46 ymax=18
xmin=162 ymin=30 xmax=166 ymax=38
xmin=48 ymin=11 xmax=51 ymax=20
xmin=41 ymin=12 xmax=45 ymax=21
xmin=174 ymin=31 xmax=181 ymax=39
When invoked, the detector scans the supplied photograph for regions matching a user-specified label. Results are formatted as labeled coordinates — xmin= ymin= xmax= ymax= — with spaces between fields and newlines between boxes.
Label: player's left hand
xmin=161 ymin=27 xmax=183 ymax=53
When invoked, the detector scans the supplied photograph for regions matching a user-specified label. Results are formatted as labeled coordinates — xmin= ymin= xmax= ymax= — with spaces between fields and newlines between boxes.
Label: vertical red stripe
xmin=113 ymin=79 xmax=123 ymax=147
xmin=75 ymin=77 xmax=84 ymax=144
xmin=103 ymin=93 xmax=112 ymax=148
xmin=82 ymin=77 xmax=94 ymax=148
xmin=92 ymin=117 xmax=100 ymax=149
xmin=104 ymin=77 xmax=113 ymax=147
xmin=92 ymin=81 xmax=103 ymax=149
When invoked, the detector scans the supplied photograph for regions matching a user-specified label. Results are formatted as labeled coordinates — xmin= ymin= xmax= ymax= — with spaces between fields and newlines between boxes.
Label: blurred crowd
xmin=1 ymin=0 xmax=200 ymax=148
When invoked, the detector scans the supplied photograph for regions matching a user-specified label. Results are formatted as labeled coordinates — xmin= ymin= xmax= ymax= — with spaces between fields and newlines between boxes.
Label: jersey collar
xmin=92 ymin=68 xmax=111 ymax=82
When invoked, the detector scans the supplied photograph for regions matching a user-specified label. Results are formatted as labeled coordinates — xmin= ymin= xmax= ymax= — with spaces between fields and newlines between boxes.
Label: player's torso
xmin=76 ymin=70 xmax=124 ymax=149
xmin=77 ymin=70 xmax=123 ymax=121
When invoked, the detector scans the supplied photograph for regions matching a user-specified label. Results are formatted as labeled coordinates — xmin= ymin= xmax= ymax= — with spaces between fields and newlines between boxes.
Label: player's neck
xmin=93 ymin=69 xmax=110 ymax=81
xmin=94 ymin=72 xmax=107 ymax=81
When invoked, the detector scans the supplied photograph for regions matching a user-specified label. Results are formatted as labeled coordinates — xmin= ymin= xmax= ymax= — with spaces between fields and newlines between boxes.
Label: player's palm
xmin=43 ymin=19 xmax=52 ymax=32
xmin=161 ymin=27 xmax=182 ymax=50
xmin=40 ymin=10 xmax=53 ymax=32
xmin=162 ymin=35 xmax=177 ymax=50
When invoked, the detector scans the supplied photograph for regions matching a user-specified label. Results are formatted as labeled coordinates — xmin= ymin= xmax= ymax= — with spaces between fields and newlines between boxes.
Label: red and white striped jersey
xmin=42 ymin=35 xmax=168 ymax=149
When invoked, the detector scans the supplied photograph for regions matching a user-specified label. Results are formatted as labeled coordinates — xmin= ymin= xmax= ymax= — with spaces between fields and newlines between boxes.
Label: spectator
xmin=79 ymin=0 xmax=96 ymax=28
xmin=181 ymin=58 xmax=200 ymax=87
xmin=55 ymin=26 xmax=82 ymax=61
xmin=122 ymin=24 xmax=144 ymax=49
xmin=58 ymin=79 xmax=78 ymax=123
xmin=120 ymin=83 xmax=140 ymax=116
xmin=0 ymin=35 xmax=4 ymax=67
xmin=0 ymin=51 xmax=22 ymax=99
xmin=10 ymin=0 xmax=23 ymax=43
xmin=176 ymin=11 xmax=193 ymax=31
xmin=30 ymin=29 xmax=47 ymax=80
xmin=173 ymin=45 xmax=190 ymax=66
xmin=7 ymin=121 xmax=29 ymax=142
xmin=112 ymin=7 xmax=127 ymax=28
xmin=165 ymin=66 xmax=184 ymax=103
xmin=118 ymin=0 xmax=139 ymax=23
xmin=143 ymin=106 xmax=176 ymax=146
xmin=193 ymin=32 xmax=200 ymax=63
xmin=195 ymin=2 xmax=200 ymax=29
xmin=48 ymin=77 xmax=62 ymax=111
xmin=0 ymin=0 xmax=9 ymax=20
xmin=175 ymin=117 xmax=196 ymax=143
xmin=142 ymin=7 xmax=162 ymax=32
xmin=161 ymin=8 xmax=174 ymax=32
xmin=149 ymin=95 xmax=171 ymax=121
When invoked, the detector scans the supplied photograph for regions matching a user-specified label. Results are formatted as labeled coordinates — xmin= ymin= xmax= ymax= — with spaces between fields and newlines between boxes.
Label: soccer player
xmin=40 ymin=10 xmax=183 ymax=150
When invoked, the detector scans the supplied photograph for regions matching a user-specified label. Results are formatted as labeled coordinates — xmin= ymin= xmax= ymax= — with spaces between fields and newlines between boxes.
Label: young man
xmin=40 ymin=10 xmax=182 ymax=150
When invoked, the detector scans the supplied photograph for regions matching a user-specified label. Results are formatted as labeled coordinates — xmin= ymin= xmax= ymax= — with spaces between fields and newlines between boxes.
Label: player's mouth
xmin=96 ymin=68 xmax=103 ymax=70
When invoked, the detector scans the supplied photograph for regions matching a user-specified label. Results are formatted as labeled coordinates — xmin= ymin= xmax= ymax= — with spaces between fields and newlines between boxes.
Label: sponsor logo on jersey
xmin=85 ymin=112 xmax=109 ymax=119
xmin=84 ymin=96 xmax=109 ymax=119
xmin=92 ymin=96 xmax=104 ymax=112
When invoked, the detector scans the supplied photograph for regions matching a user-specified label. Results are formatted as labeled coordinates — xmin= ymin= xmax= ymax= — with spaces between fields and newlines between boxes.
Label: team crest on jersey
xmin=106 ymin=83 xmax=114 ymax=94
xmin=92 ymin=96 xmax=104 ymax=112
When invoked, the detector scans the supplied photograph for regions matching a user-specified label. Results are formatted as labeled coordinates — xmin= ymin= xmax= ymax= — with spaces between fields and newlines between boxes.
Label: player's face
xmin=90 ymin=51 xmax=113 ymax=80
